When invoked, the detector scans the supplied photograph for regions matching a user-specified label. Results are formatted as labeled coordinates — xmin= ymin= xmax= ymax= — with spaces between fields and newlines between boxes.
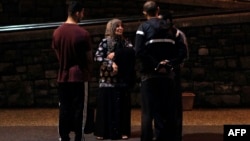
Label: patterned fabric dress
xmin=94 ymin=36 xmax=135 ymax=139
xmin=95 ymin=37 xmax=133 ymax=88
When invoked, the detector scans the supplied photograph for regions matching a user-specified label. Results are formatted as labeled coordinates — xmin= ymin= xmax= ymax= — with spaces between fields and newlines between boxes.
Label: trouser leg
xmin=58 ymin=83 xmax=84 ymax=141
xmin=149 ymin=77 xmax=176 ymax=141
xmin=140 ymin=79 xmax=153 ymax=141
xmin=84 ymin=106 xmax=95 ymax=134
xmin=120 ymin=89 xmax=131 ymax=136
xmin=58 ymin=83 xmax=71 ymax=141
xmin=72 ymin=83 xmax=84 ymax=141
xmin=175 ymin=69 xmax=183 ymax=141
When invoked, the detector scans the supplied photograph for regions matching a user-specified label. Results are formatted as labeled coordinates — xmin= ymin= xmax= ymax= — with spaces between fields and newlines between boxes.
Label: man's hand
xmin=159 ymin=59 xmax=170 ymax=65
xmin=155 ymin=60 xmax=172 ymax=73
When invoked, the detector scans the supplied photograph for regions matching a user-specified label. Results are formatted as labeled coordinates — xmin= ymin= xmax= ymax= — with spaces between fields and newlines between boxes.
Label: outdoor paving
xmin=0 ymin=108 xmax=250 ymax=141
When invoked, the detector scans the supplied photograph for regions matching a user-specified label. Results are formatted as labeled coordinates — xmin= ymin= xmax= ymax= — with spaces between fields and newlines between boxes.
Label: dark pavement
xmin=0 ymin=126 xmax=223 ymax=141
xmin=1 ymin=108 xmax=250 ymax=141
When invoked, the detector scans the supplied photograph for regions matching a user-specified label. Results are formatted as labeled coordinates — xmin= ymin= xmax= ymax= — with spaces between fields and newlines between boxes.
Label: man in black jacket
xmin=135 ymin=1 xmax=187 ymax=141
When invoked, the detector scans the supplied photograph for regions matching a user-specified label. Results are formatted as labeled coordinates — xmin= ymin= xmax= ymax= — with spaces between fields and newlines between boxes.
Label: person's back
xmin=53 ymin=23 xmax=91 ymax=82
xmin=136 ymin=17 xmax=180 ymax=74
xmin=51 ymin=1 xmax=92 ymax=141
xmin=135 ymin=1 xmax=187 ymax=141
xmin=135 ymin=0 xmax=187 ymax=75
xmin=159 ymin=12 xmax=189 ymax=63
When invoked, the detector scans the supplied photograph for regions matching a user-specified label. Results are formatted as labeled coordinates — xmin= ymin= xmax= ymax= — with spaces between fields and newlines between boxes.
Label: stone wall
xmin=0 ymin=0 xmax=215 ymax=26
xmin=0 ymin=0 xmax=67 ymax=25
xmin=1 ymin=12 xmax=250 ymax=108
xmin=0 ymin=0 xmax=145 ymax=25
xmin=176 ymin=12 xmax=250 ymax=107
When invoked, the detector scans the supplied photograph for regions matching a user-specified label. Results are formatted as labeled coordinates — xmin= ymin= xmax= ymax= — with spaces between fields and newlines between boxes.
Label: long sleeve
xmin=94 ymin=38 xmax=112 ymax=63
xmin=135 ymin=23 xmax=161 ymax=73
xmin=168 ymin=31 xmax=188 ymax=67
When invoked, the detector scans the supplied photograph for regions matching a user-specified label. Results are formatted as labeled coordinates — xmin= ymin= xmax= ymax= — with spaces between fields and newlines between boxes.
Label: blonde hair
xmin=104 ymin=18 xmax=124 ymax=53
xmin=105 ymin=18 xmax=122 ymax=38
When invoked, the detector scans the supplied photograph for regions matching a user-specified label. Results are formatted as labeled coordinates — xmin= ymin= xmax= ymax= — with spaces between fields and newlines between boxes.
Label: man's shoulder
xmin=138 ymin=20 xmax=151 ymax=28
xmin=75 ymin=26 xmax=90 ymax=37
xmin=177 ymin=29 xmax=186 ymax=37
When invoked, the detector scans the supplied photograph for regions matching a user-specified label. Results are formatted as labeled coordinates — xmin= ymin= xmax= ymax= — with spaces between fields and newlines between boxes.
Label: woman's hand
xmin=112 ymin=62 xmax=118 ymax=75
xmin=107 ymin=52 xmax=115 ymax=60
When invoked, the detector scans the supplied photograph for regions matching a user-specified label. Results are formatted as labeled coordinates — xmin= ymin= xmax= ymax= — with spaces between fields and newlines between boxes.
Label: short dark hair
xmin=67 ymin=1 xmax=84 ymax=16
xmin=143 ymin=1 xmax=158 ymax=16
xmin=161 ymin=11 xmax=173 ymax=26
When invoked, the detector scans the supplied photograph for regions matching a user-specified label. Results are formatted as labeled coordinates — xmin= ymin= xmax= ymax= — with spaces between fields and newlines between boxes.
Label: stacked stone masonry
xmin=1 ymin=0 xmax=250 ymax=108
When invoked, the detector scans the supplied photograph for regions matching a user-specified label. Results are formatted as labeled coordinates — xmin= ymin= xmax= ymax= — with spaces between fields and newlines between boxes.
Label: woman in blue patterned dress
xmin=94 ymin=18 xmax=136 ymax=140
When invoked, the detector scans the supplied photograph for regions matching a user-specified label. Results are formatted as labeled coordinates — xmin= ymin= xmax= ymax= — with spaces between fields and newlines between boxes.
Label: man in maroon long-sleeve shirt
xmin=51 ymin=1 xmax=92 ymax=141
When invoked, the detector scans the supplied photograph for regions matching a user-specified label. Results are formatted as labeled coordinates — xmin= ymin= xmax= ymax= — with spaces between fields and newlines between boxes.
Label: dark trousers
xmin=140 ymin=76 xmax=179 ymax=141
xmin=174 ymin=69 xmax=183 ymax=141
xmin=58 ymin=82 xmax=85 ymax=141
xmin=84 ymin=106 xmax=95 ymax=134
xmin=120 ymin=88 xmax=131 ymax=136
